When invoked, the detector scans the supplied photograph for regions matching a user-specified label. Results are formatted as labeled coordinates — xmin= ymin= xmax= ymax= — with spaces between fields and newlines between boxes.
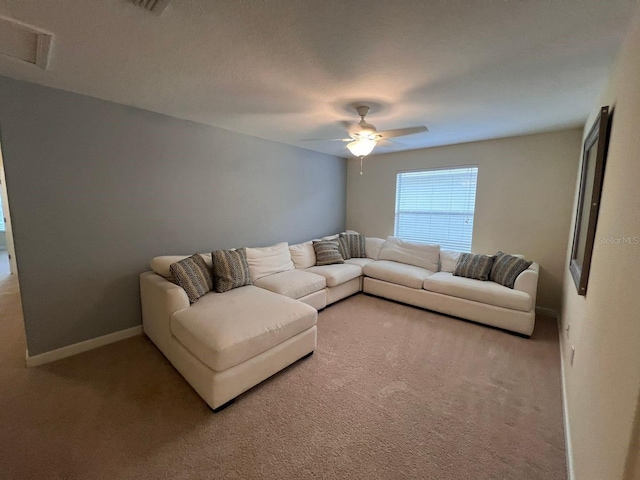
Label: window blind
xmin=394 ymin=166 xmax=478 ymax=252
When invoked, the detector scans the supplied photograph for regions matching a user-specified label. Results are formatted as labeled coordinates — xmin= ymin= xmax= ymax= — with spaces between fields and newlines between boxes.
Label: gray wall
xmin=0 ymin=76 xmax=346 ymax=356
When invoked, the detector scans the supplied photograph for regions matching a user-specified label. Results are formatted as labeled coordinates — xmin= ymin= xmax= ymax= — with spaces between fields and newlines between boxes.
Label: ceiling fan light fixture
xmin=347 ymin=137 xmax=377 ymax=157
xmin=306 ymin=103 xmax=428 ymax=174
xmin=358 ymin=127 xmax=376 ymax=137
xmin=357 ymin=120 xmax=377 ymax=136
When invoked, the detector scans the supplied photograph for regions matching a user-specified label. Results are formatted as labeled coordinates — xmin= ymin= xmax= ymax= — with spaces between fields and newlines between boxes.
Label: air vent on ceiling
xmin=132 ymin=0 xmax=172 ymax=15
xmin=0 ymin=15 xmax=53 ymax=69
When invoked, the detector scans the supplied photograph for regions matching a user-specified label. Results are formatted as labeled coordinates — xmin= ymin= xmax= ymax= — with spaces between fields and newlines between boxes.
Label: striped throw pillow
xmin=169 ymin=254 xmax=213 ymax=303
xmin=453 ymin=253 xmax=494 ymax=281
xmin=339 ymin=233 xmax=366 ymax=258
xmin=337 ymin=235 xmax=351 ymax=260
xmin=212 ymin=248 xmax=252 ymax=293
xmin=490 ymin=251 xmax=532 ymax=288
xmin=313 ymin=240 xmax=344 ymax=266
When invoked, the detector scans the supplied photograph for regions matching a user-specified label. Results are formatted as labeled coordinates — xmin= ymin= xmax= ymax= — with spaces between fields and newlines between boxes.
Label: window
xmin=394 ymin=166 xmax=478 ymax=252
xmin=0 ymin=193 xmax=4 ymax=231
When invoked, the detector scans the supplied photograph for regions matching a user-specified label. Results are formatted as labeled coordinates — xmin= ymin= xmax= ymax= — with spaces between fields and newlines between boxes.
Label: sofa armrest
xmin=140 ymin=271 xmax=189 ymax=349
xmin=513 ymin=262 xmax=539 ymax=308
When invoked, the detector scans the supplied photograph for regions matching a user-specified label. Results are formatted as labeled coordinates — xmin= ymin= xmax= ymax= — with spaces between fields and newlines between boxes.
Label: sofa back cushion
xmin=245 ymin=242 xmax=295 ymax=282
xmin=440 ymin=250 xmax=462 ymax=273
xmin=365 ymin=237 xmax=385 ymax=260
xmin=289 ymin=241 xmax=316 ymax=269
xmin=169 ymin=254 xmax=213 ymax=303
xmin=453 ymin=253 xmax=494 ymax=281
xmin=212 ymin=248 xmax=252 ymax=293
xmin=378 ymin=237 xmax=440 ymax=272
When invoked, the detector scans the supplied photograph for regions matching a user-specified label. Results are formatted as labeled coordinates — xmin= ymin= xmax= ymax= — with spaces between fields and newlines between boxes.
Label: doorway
xmin=0 ymin=141 xmax=17 ymax=277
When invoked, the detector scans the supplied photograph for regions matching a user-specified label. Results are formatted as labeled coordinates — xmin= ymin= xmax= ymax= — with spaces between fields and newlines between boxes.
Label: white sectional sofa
xmin=140 ymin=234 xmax=539 ymax=411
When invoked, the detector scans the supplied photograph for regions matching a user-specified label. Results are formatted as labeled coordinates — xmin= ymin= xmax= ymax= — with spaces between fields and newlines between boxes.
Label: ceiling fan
xmin=317 ymin=105 xmax=428 ymax=174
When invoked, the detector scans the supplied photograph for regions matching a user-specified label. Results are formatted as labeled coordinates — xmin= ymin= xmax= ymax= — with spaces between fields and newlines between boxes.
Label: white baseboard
xmin=557 ymin=315 xmax=576 ymax=480
xmin=26 ymin=325 xmax=143 ymax=367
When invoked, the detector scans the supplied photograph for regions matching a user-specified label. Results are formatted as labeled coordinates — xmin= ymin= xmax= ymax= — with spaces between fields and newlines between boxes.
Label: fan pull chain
xmin=360 ymin=156 xmax=363 ymax=175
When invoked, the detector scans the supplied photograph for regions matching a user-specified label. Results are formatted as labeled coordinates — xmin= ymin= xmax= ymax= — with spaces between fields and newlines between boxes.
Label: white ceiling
xmin=0 ymin=0 xmax=636 ymax=157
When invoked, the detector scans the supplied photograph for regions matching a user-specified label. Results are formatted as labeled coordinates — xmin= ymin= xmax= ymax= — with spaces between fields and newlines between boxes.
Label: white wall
xmin=560 ymin=7 xmax=640 ymax=480
xmin=347 ymin=129 xmax=582 ymax=310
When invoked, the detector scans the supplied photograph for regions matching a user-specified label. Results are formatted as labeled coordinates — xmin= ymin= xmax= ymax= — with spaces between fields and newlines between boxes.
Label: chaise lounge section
xmin=141 ymin=272 xmax=317 ymax=411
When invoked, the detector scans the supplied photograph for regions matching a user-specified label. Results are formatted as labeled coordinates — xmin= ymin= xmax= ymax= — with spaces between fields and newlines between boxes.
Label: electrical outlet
xmin=570 ymin=346 xmax=576 ymax=366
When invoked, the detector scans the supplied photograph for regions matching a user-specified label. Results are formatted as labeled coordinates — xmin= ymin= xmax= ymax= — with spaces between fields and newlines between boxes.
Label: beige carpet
xmin=0 ymin=276 xmax=566 ymax=479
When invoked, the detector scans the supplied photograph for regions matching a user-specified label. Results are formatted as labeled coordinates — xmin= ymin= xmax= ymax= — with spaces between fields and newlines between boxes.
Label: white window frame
xmin=394 ymin=165 xmax=478 ymax=252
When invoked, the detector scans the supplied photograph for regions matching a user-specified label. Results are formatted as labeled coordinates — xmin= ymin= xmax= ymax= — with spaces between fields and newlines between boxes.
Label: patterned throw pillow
xmin=313 ymin=240 xmax=344 ymax=266
xmin=453 ymin=253 xmax=494 ymax=281
xmin=211 ymin=248 xmax=252 ymax=293
xmin=490 ymin=251 xmax=533 ymax=289
xmin=339 ymin=233 xmax=366 ymax=258
xmin=337 ymin=235 xmax=351 ymax=260
xmin=169 ymin=254 xmax=213 ymax=303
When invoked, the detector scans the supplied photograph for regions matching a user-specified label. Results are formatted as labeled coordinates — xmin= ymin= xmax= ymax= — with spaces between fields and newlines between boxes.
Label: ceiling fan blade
xmin=347 ymin=123 xmax=361 ymax=135
xmin=377 ymin=126 xmax=428 ymax=139
xmin=376 ymin=139 xmax=395 ymax=147
xmin=339 ymin=120 xmax=353 ymax=131
xmin=302 ymin=138 xmax=351 ymax=142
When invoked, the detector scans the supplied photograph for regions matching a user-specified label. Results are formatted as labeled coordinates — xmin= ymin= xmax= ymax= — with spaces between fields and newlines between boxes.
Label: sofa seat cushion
xmin=363 ymin=260 xmax=435 ymax=289
xmin=345 ymin=258 xmax=375 ymax=268
xmin=171 ymin=285 xmax=317 ymax=372
xmin=253 ymin=269 xmax=326 ymax=299
xmin=423 ymin=272 xmax=532 ymax=312
xmin=306 ymin=263 xmax=362 ymax=287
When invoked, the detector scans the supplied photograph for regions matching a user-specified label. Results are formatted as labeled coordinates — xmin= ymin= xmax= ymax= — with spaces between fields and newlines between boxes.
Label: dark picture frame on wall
xmin=569 ymin=105 xmax=612 ymax=296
